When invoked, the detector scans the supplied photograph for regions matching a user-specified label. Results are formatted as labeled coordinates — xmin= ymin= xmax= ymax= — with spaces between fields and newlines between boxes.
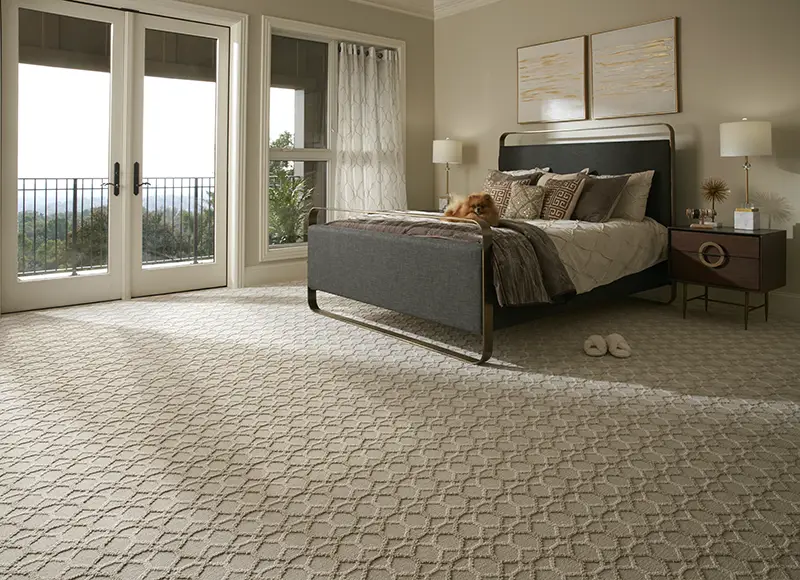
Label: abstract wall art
xmin=517 ymin=36 xmax=587 ymax=124
xmin=591 ymin=18 xmax=679 ymax=119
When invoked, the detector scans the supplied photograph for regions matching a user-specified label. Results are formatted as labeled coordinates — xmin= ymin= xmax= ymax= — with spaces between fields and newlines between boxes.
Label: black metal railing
xmin=17 ymin=176 xmax=215 ymax=277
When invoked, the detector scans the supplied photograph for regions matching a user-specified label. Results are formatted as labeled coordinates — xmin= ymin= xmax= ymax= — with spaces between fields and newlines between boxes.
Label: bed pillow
xmin=540 ymin=178 xmax=586 ymax=220
xmin=596 ymin=170 xmax=655 ymax=221
xmin=504 ymin=182 xmax=546 ymax=219
xmin=537 ymin=168 xmax=591 ymax=188
xmin=502 ymin=167 xmax=550 ymax=178
xmin=572 ymin=175 xmax=630 ymax=222
xmin=482 ymin=170 xmax=537 ymax=214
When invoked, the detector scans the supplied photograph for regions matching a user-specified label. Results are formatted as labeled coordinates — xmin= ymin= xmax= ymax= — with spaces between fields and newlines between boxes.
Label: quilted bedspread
xmin=524 ymin=217 xmax=668 ymax=294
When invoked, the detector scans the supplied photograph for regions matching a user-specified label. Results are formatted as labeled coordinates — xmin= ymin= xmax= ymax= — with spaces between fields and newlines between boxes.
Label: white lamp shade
xmin=720 ymin=120 xmax=773 ymax=157
xmin=433 ymin=139 xmax=463 ymax=164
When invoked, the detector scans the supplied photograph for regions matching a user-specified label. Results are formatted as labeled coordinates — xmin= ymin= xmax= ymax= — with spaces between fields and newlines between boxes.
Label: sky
xmin=18 ymin=63 xmax=297 ymax=181
xmin=269 ymin=87 xmax=296 ymax=144
xmin=19 ymin=64 xmax=221 ymax=179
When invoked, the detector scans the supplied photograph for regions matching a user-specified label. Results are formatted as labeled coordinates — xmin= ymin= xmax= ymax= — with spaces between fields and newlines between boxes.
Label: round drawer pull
xmin=698 ymin=241 xmax=726 ymax=268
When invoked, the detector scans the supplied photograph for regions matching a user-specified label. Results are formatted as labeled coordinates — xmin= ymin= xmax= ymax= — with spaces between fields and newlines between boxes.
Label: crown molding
xmin=348 ymin=0 xmax=506 ymax=20
xmin=434 ymin=0 xmax=504 ymax=19
xmin=348 ymin=0 xmax=434 ymax=19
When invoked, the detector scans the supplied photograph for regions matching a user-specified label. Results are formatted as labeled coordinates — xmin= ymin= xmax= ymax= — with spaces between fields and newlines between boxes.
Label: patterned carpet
xmin=0 ymin=284 xmax=799 ymax=580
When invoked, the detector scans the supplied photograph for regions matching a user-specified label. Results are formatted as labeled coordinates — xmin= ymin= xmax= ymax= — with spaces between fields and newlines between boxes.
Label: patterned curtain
xmin=333 ymin=43 xmax=406 ymax=215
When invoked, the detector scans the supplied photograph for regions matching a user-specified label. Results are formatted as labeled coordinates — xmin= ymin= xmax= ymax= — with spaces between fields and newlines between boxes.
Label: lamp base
xmin=734 ymin=207 xmax=760 ymax=230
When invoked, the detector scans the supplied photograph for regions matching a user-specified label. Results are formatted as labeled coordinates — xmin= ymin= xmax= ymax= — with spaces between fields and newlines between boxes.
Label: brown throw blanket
xmin=326 ymin=217 xmax=576 ymax=307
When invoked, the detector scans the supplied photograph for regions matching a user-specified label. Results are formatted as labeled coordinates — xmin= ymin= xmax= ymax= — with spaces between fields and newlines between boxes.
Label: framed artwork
xmin=591 ymin=18 xmax=679 ymax=119
xmin=517 ymin=36 xmax=587 ymax=124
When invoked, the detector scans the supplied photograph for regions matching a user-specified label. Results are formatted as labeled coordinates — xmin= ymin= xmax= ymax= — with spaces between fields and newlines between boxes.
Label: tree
xmin=268 ymin=131 xmax=313 ymax=245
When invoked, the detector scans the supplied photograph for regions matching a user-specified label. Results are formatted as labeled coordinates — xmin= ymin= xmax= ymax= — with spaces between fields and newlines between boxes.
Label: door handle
xmin=102 ymin=162 xmax=121 ymax=196
xmin=133 ymin=162 xmax=151 ymax=196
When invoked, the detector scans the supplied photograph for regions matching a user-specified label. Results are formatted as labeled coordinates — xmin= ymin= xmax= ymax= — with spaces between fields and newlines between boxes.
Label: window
xmin=262 ymin=19 xmax=405 ymax=259
xmin=268 ymin=35 xmax=330 ymax=247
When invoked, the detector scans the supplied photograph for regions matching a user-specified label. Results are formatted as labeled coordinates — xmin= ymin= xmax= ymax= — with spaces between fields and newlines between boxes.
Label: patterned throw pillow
xmin=504 ymin=182 xmax=546 ymax=219
xmin=482 ymin=170 xmax=537 ymax=214
xmin=540 ymin=178 xmax=587 ymax=220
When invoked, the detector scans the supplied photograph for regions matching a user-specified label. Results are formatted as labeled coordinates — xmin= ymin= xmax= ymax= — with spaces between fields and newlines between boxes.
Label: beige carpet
xmin=0 ymin=285 xmax=798 ymax=580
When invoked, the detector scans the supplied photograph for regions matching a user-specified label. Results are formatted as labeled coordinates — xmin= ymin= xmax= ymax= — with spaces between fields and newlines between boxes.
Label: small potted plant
xmin=701 ymin=178 xmax=729 ymax=224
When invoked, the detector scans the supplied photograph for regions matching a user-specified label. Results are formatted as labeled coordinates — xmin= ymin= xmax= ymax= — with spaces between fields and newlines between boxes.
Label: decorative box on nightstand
xmin=668 ymin=226 xmax=787 ymax=329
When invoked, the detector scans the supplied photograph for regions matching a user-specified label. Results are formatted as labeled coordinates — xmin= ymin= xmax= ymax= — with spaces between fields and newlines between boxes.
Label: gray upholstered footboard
xmin=308 ymin=224 xmax=485 ymax=334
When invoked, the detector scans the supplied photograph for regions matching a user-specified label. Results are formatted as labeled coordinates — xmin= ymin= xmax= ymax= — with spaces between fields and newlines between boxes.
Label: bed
xmin=307 ymin=123 xmax=677 ymax=364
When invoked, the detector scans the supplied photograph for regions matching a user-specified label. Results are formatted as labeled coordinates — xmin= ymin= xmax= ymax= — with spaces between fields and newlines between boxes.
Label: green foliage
xmin=14 ymin=133 xmax=314 ymax=275
xmin=268 ymin=131 xmax=313 ymax=245
xmin=17 ymin=191 xmax=216 ymax=275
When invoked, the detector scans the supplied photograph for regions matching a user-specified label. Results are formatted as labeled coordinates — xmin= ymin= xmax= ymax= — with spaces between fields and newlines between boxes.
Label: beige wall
xmin=435 ymin=0 xmax=800 ymax=299
xmin=184 ymin=0 xmax=434 ymax=270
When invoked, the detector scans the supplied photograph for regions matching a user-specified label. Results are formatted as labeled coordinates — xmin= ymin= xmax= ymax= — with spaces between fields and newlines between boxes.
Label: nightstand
xmin=668 ymin=226 xmax=787 ymax=329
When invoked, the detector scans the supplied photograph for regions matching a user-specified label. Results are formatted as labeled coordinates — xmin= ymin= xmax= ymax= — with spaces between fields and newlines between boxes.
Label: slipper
xmin=584 ymin=335 xmax=608 ymax=357
xmin=606 ymin=333 xmax=632 ymax=358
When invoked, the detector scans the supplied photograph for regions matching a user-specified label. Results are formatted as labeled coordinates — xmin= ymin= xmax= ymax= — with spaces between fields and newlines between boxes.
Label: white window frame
xmin=0 ymin=0 xmax=248 ymax=313
xmin=260 ymin=17 xmax=406 ymax=262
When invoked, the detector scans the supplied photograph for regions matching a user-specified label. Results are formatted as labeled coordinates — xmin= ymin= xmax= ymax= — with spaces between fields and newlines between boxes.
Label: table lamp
xmin=720 ymin=118 xmax=772 ymax=230
xmin=433 ymin=139 xmax=463 ymax=209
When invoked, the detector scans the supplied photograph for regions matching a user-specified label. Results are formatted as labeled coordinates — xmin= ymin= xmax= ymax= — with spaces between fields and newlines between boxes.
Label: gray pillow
xmin=572 ymin=175 xmax=630 ymax=222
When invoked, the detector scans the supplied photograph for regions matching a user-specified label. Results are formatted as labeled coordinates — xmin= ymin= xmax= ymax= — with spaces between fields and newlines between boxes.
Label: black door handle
xmin=133 ymin=162 xmax=151 ymax=196
xmin=102 ymin=162 xmax=121 ymax=196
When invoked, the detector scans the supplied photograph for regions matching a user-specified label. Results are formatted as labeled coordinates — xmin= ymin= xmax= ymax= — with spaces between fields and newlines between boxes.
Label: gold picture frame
xmin=590 ymin=17 xmax=679 ymax=120
xmin=517 ymin=36 xmax=588 ymax=124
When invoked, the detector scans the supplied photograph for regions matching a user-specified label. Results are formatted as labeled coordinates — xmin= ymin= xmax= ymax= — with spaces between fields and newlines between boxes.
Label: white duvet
xmin=523 ymin=217 xmax=668 ymax=294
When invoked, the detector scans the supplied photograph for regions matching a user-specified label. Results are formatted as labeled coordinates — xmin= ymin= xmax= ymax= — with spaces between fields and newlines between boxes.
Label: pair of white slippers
xmin=584 ymin=333 xmax=632 ymax=358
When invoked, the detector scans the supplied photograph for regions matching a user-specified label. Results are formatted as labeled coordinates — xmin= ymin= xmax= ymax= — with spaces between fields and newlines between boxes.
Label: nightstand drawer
xmin=670 ymin=250 xmax=760 ymax=290
xmin=670 ymin=230 xmax=760 ymax=259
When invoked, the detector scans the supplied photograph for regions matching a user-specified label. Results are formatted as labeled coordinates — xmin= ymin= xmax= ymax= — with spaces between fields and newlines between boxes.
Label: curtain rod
xmin=338 ymin=43 xmax=396 ymax=58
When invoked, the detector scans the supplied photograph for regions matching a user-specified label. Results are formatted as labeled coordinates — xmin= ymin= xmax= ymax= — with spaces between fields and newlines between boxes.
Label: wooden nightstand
xmin=668 ymin=226 xmax=787 ymax=329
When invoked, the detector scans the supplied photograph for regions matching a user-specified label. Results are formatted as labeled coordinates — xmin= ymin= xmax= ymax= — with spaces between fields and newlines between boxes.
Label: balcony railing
xmin=17 ymin=176 xmax=215 ymax=277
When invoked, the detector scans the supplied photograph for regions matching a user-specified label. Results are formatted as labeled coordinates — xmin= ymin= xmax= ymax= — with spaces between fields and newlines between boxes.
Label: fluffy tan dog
xmin=444 ymin=193 xmax=500 ymax=226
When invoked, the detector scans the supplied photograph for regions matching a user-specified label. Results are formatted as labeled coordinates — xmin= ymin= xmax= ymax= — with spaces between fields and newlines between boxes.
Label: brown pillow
xmin=482 ymin=170 xmax=537 ymax=214
xmin=504 ymin=182 xmax=546 ymax=219
xmin=541 ymin=178 xmax=587 ymax=220
xmin=572 ymin=175 xmax=630 ymax=222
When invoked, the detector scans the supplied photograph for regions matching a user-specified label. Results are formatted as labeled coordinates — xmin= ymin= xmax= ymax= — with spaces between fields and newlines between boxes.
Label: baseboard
xmin=245 ymin=260 xmax=307 ymax=287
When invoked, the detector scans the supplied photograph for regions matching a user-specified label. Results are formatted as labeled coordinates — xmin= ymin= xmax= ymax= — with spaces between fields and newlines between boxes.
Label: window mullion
xmin=269 ymin=149 xmax=333 ymax=162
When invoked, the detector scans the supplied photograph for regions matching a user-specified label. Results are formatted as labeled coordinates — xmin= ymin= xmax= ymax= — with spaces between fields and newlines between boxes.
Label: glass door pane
xmin=130 ymin=15 xmax=228 ymax=298
xmin=141 ymin=29 xmax=218 ymax=267
xmin=17 ymin=8 xmax=112 ymax=278
xmin=1 ymin=0 xmax=126 ymax=314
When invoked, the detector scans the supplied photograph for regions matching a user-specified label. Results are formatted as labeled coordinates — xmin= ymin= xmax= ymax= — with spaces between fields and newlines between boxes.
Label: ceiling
xmin=350 ymin=0 xmax=503 ymax=20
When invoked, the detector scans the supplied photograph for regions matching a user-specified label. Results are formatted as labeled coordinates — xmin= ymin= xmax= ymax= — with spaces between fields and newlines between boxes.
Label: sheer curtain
xmin=333 ymin=43 xmax=406 ymax=213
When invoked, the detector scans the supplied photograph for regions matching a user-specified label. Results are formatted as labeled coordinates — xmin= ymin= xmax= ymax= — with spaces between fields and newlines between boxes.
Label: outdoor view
xmin=16 ymin=11 xmax=219 ymax=278
xmin=16 ymin=13 xmax=327 ymax=279
xmin=268 ymin=35 xmax=329 ymax=247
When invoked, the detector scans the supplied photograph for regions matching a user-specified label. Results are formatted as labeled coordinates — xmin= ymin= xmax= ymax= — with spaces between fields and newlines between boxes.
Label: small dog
xmin=444 ymin=193 xmax=500 ymax=226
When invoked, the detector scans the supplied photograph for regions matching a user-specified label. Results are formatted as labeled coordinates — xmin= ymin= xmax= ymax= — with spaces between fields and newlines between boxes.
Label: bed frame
xmin=308 ymin=123 xmax=677 ymax=364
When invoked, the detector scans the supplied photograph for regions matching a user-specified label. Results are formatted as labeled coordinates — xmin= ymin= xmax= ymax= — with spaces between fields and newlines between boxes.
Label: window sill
xmin=262 ymin=244 xmax=308 ymax=262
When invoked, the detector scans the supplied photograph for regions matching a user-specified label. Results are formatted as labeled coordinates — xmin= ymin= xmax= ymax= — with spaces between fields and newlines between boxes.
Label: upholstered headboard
xmin=498 ymin=126 xmax=674 ymax=227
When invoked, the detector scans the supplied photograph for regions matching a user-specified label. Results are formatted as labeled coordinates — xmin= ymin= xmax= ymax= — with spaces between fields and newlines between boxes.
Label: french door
xmin=0 ymin=0 xmax=229 ymax=313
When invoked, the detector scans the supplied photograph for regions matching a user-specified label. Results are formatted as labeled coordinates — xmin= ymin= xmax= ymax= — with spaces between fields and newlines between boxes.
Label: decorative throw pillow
xmin=504 ymin=182 xmax=546 ymax=219
xmin=572 ymin=175 xmax=630 ymax=222
xmin=596 ymin=170 xmax=655 ymax=221
xmin=537 ymin=168 xmax=591 ymax=188
xmin=541 ymin=178 xmax=587 ymax=220
xmin=482 ymin=170 xmax=536 ymax=214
